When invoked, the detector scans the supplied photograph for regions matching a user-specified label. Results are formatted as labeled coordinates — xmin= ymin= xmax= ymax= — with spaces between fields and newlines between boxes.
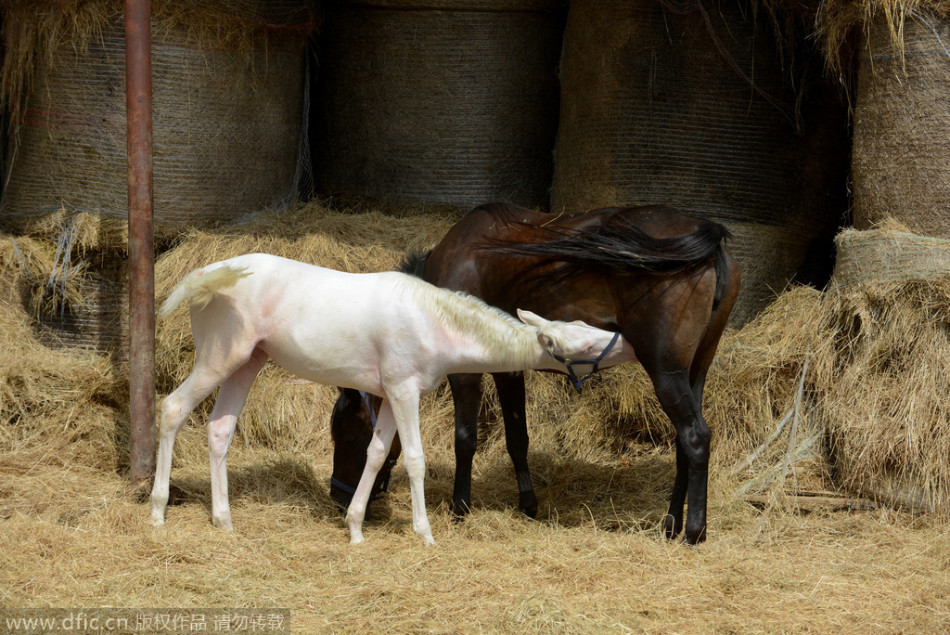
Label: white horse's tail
xmin=159 ymin=265 xmax=250 ymax=319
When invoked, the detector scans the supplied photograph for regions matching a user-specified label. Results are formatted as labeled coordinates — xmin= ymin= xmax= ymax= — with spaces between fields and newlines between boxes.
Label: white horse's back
xmin=165 ymin=254 xmax=437 ymax=394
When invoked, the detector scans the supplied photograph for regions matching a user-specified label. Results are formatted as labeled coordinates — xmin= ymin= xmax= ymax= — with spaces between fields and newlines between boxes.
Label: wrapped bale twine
xmin=817 ymin=225 xmax=950 ymax=513
xmin=551 ymin=0 xmax=849 ymax=325
xmin=851 ymin=10 xmax=950 ymax=238
xmin=312 ymin=0 xmax=565 ymax=209
xmin=0 ymin=1 xmax=317 ymax=352
xmin=830 ymin=222 xmax=950 ymax=290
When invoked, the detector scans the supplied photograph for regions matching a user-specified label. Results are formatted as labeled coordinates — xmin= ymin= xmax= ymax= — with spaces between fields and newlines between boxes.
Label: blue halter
xmin=330 ymin=391 xmax=392 ymax=501
xmin=546 ymin=330 xmax=621 ymax=393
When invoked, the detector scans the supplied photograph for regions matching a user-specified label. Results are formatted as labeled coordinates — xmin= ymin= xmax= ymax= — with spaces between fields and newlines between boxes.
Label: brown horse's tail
xmin=712 ymin=242 xmax=731 ymax=311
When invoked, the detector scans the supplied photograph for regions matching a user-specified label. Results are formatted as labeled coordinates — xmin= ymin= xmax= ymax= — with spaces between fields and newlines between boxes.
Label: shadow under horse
xmin=331 ymin=202 xmax=739 ymax=544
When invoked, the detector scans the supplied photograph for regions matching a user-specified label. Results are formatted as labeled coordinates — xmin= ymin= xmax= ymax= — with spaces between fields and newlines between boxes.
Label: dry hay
xmin=818 ymin=280 xmax=950 ymax=512
xmin=752 ymin=1 xmax=950 ymax=76
xmin=0 ymin=234 xmax=125 ymax=475
xmin=813 ymin=0 xmax=950 ymax=75
xmin=818 ymin=225 xmax=950 ymax=512
xmin=831 ymin=220 xmax=950 ymax=289
xmin=3 ymin=203 xmax=950 ymax=630
xmin=2 ymin=211 xmax=131 ymax=352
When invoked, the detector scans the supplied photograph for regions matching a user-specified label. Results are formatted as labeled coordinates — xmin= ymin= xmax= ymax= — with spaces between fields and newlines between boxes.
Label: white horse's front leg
xmin=388 ymin=390 xmax=434 ymax=545
xmin=345 ymin=399 xmax=397 ymax=544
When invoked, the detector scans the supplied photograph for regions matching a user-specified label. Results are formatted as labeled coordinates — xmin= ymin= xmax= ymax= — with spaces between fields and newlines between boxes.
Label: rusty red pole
xmin=126 ymin=0 xmax=155 ymax=485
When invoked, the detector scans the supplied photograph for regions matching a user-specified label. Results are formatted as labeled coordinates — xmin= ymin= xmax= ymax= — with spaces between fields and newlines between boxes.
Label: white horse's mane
xmin=395 ymin=273 xmax=541 ymax=364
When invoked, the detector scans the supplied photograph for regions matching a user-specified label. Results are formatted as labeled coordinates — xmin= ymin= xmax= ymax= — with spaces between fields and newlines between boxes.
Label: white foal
xmin=150 ymin=253 xmax=634 ymax=545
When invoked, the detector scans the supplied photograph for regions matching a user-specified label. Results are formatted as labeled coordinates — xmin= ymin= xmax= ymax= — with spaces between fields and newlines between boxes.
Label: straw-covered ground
xmin=2 ymin=202 xmax=950 ymax=633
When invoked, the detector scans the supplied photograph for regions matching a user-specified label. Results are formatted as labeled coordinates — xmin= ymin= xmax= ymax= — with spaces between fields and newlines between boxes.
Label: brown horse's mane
xmin=473 ymin=211 xmax=732 ymax=307
xmin=481 ymin=215 xmax=729 ymax=273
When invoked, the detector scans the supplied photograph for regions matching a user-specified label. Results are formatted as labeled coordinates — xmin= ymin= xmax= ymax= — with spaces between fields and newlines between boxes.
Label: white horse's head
xmin=517 ymin=309 xmax=619 ymax=362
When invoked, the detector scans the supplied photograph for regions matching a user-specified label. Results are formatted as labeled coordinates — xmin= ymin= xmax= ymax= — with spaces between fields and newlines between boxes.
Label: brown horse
xmin=331 ymin=202 xmax=739 ymax=544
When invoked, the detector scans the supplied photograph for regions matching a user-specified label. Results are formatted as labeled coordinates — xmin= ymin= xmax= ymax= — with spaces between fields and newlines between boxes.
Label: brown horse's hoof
xmin=519 ymin=494 xmax=539 ymax=519
xmin=682 ymin=525 xmax=707 ymax=545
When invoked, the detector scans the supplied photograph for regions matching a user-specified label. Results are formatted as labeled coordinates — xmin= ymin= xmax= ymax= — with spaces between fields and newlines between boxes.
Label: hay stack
xmin=0 ymin=0 xmax=316 ymax=238
xmin=810 ymin=225 xmax=950 ymax=512
xmin=0 ymin=233 xmax=122 ymax=470
xmin=0 ymin=0 xmax=317 ymax=352
xmin=312 ymin=0 xmax=565 ymax=209
xmin=851 ymin=8 xmax=950 ymax=238
xmin=551 ymin=0 xmax=849 ymax=326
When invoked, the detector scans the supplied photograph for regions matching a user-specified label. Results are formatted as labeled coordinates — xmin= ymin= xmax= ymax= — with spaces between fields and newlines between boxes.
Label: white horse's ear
xmin=517 ymin=309 xmax=547 ymax=327
xmin=537 ymin=331 xmax=558 ymax=353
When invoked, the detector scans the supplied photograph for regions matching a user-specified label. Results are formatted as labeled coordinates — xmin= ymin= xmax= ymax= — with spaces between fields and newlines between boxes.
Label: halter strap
xmin=360 ymin=390 xmax=378 ymax=430
xmin=547 ymin=330 xmax=621 ymax=393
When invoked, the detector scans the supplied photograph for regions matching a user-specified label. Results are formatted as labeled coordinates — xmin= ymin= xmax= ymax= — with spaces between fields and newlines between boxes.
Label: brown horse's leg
xmin=449 ymin=372 xmax=483 ymax=517
xmin=666 ymin=438 xmax=690 ymax=540
xmin=493 ymin=371 xmax=537 ymax=518
xmin=651 ymin=368 xmax=710 ymax=544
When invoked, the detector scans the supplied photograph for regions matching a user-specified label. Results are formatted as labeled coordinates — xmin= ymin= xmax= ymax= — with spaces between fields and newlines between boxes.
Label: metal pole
xmin=126 ymin=0 xmax=155 ymax=485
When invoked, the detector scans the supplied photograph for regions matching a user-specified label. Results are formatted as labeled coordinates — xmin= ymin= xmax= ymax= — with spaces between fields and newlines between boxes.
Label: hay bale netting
xmin=1 ymin=1 xmax=315 ymax=236
xmin=815 ymin=225 xmax=950 ymax=513
xmin=551 ymin=0 xmax=850 ymax=326
xmin=0 ymin=0 xmax=317 ymax=352
xmin=851 ymin=10 xmax=950 ymax=238
xmin=312 ymin=0 xmax=566 ymax=209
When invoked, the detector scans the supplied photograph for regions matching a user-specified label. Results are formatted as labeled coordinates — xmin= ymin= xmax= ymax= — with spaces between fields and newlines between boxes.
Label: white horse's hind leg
xmin=151 ymin=372 xmax=219 ymax=526
xmin=389 ymin=390 xmax=434 ymax=545
xmin=206 ymin=352 xmax=267 ymax=530
xmin=345 ymin=399 xmax=397 ymax=544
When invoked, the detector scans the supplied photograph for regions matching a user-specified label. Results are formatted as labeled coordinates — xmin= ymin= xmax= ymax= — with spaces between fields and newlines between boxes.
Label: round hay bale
xmin=551 ymin=0 xmax=849 ymax=326
xmin=851 ymin=11 xmax=950 ymax=238
xmin=830 ymin=223 xmax=950 ymax=290
xmin=0 ymin=0 xmax=317 ymax=354
xmin=33 ymin=250 xmax=129 ymax=355
xmin=0 ymin=1 xmax=314 ymax=242
xmin=2 ymin=223 xmax=128 ymax=354
xmin=312 ymin=0 xmax=565 ymax=209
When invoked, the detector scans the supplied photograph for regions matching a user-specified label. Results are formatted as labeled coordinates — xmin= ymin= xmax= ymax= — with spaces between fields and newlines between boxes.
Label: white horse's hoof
xmin=349 ymin=533 xmax=365 ymax=545
xmin=150 ymin=515 xmax=165 ymax=527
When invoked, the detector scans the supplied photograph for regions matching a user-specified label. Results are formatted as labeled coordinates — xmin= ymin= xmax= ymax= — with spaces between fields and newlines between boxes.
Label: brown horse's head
xmin=329 ymin=388 xmax=401 ymax=511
